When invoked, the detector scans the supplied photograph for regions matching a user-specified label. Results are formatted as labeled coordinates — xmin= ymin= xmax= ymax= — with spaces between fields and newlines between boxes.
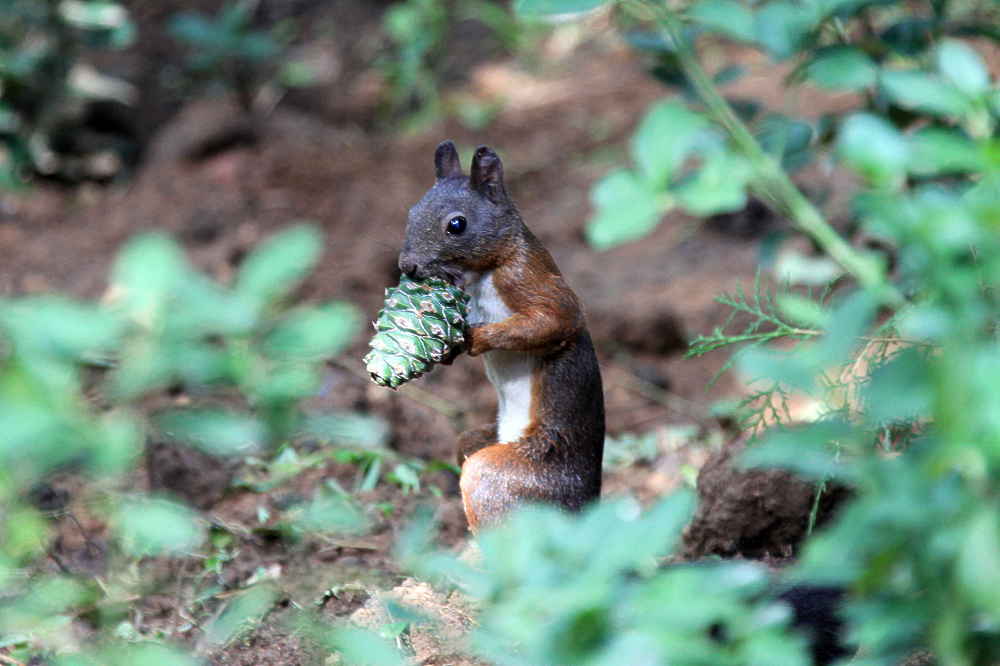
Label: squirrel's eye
xmin=446 ymin=215 xmax=467 ymax=235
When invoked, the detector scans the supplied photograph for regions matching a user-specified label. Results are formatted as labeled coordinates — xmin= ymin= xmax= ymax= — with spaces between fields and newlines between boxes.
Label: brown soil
xmin=681 ymin=437 xmax=852 ymax=561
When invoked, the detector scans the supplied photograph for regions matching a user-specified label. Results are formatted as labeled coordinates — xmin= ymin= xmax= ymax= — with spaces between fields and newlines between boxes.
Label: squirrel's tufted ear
xmin=470 ymin=146 xmax=507 ymax=203
xmin=434 ymin=140 xmax=462 ymax=180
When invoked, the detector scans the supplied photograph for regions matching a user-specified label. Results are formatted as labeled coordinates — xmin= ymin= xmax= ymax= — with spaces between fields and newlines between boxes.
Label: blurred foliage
xmin=400 ymin=494 xmax=817 ymax=665
xmin=0 ymin=225 xmax=417 ymax=662
xmin=379 ymin=0 xmax=549 ymax=129
xmin=0 ymin=0 xmax=135 ymax=185
xmin=380 ymin=0 xmax=451 ymax=125
xmin=503 ymin=0 xmax=1000 ymax=664
xmin=602 ymin=430 xmax=660 ymax=469
xmin=169 ymin=0 xmax=315 ymax=115
xmin=581 ymin=0 xmax=999 ymax=250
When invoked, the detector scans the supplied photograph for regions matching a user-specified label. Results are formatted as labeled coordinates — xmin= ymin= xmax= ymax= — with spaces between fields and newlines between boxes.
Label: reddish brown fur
xmin=467 ymin=233 xmax=583 ymax=356
xmin=460 ymin=228 xmax=604 ymax=531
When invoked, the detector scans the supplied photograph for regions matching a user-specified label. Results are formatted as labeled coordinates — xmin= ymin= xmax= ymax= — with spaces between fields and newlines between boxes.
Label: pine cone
xmin=363 ymin=275 xmax=470 ymax=388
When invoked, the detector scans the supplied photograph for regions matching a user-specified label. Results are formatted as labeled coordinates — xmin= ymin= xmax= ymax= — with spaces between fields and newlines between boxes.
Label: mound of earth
xmin=682 ymin=437 xmax=851 ymax=560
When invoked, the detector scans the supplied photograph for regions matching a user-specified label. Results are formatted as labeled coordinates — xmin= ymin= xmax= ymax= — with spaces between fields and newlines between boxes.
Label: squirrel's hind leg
xmin=460 ymin=441 xmax=595 ymax=532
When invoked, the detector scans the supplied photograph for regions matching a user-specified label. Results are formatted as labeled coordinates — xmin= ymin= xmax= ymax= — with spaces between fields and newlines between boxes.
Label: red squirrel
xmin=397 ymin=140 xmax=605 ymax=531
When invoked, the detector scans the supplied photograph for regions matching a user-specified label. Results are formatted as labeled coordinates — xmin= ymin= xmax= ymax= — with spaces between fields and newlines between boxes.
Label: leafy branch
xmin=619 ymin=0 xmax=904 ymax=306
xmin=687 ymin=275 xmax=821 ymax=378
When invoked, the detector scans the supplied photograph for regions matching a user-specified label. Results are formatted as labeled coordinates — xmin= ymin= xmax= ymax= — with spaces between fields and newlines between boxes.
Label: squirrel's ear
xmin=434 ymin=140 xmax=462 ymax=180
xmin=470 ymin=146 xmax=507 ymax=203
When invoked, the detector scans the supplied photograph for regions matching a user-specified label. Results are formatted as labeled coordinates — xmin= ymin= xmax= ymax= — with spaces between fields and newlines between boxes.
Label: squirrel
xmin=397 ymin=140 xmax=605 ymax=531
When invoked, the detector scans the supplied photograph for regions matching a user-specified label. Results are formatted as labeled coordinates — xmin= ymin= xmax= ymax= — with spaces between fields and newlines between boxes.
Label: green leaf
xmin=156 ymin=409 xmax=265 ymax=456
xmin=116 ymin=497 xmax=204 ymax=557
xmin=390 ymin=463 xmax=421 ymax=492
xmin=630 ymin=100 xmax=708 ymax=187
xmin=805 ymin=46 xmax=877 ymax=90
xmin=171 ymin=275 xmax=256 ymax=336
xmin=586 ymin=169 xmax=667 ymax=250
xmin=59 ymin=1 xmax=130 ymax=31
xmin=774 ymin=248 xmax=844 ymax=286
xmin=4 ymin=506 xmax=50 ymax=561
xmin=880 ymin=18 xmax=934 ymax=56
xmin=936 ymin=40 xmax=990 ymax=96
xmin=513 ymin=0 xmax=609 ymax=19
xmin=302 ymin=412 xmax=390 ymax=447
xmin=958 ymin=506 xmax=1000 ymax=617
xmin=837 ymin=113 xmax=910 ymax=185
xmin=60 ymin=1 xmax=135 ymax=49
xmin=255 ymin=364 xmax=319 ymax=404
xmin=0 ymin=297 xmax=123 ymax=361
xmin=107 ymin=338 xmax=175 ymax=400
xmin=863 ymin=348 xmax=932 ymax=423
xmin=587 ymin=492 xmax=696 ymax=574
xmin=909 ymin=127 xmax=984 ymax=176
xmin=742 ymin=629 xmax=811 ymax=666
xmin=674 ymin=150 xmax=750 ymax=216
xmin=89 ymin=412 xmax=142 ymax=476
xmin=168 ymin=12 xmax=223 ymax=47
xmin=738 ymin=346 xmax=816 ymax=392
xmin=238 ymin=33 xmax=282 ymax=62
xmin=880 ymin=69 xmax=972 ymax=118
xmin=689 ymin=0 xmax=755 ymax=42
xmin=756 ymin=114 xmax=814 ymax=171
xmin=0 ymin=399 xmax=77 ymax=475
xmin=753 ymin=2 xmax=820 ymax=60
xmin=964 ymin=172 xmax=1000 ymax=223
xmin=776 ymin=293 xmax=829 ymax=328
xmin=326 ymin=626 xmax=406 ymax=666
xmin=220 ymin=1 xmax=253 ymax=30
xmin=236 ymin=224 xmax=323 ymax=306
xmin=294 ymin=492 xmax=369 ymax=535
xmin=816 ymin=0 xmax=876 ymax=16
xmin=895 ymin=304 xmax=952 ymax=342
xmin=263 ymin=302 xmax=359 ymax=360
xmin=814 ymin=289 xmax=877 ymax=366
xmin=203 ymin=585 xmax=278 ymax=647
xmin=173 ymin=343 xmax=231 ymax=386
xmin=55 ymin=643 xmax=199 ymax=666
xmin=110 ymin=233 xmax=187 ymax=324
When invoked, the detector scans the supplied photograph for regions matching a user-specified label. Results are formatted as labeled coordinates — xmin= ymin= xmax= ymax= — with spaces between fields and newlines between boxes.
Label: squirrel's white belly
xmin=465 ymin=271 xmax=536 ymax=444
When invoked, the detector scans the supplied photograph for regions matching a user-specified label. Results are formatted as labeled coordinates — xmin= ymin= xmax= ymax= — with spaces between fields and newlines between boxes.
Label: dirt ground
xmin=0 ymin=1 xmax=869 ymax=663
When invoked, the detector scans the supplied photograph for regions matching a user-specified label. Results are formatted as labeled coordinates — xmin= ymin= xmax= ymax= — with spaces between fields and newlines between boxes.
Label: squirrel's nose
xmin=398 ymin=254 xmax=419 ymax=278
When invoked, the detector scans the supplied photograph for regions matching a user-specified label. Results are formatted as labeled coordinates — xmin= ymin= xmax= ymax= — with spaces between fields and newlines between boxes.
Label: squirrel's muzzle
xmin=398 ymin=253 xmax=419 ymax=278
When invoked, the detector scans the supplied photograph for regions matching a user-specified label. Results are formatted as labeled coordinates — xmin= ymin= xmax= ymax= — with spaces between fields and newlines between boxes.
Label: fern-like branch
xmin=687 ymin=275 xmax=822 ymax=387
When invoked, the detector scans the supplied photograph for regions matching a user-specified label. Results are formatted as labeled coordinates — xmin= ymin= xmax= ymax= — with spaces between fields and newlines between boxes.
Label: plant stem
xmin=622 ymin=0 xmax=904 ymax=306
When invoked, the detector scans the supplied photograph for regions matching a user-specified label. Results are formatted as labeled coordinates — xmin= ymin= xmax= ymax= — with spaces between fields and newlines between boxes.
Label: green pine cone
xmin=363 ymin=275 xmax=469 ymax=388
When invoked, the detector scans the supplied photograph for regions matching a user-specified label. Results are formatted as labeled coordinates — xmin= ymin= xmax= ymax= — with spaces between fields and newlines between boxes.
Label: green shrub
xmin=395 ymin=1 xmax=1000 ymax=665
xmin=0 ymin=0 xmax=135 ymax=186
xmin=169 ymin=1 xmax=314 ymax=114
xmin=379 ymin=0 xmax=550 ymax=130
xmin=0 ymin=225 xmax=406 ymax=662
xmin=401 ymin=495 xmax=818 ymax=665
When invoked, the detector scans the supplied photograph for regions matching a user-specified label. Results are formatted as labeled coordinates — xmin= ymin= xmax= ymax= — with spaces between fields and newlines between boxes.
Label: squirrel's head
xmin=398 ymin=140 xmax=520 ymax=286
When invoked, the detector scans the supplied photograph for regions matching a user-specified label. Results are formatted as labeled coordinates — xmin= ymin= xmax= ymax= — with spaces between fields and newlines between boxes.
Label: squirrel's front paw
xmin=466 ymin=324 xmax=491 ymax=357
